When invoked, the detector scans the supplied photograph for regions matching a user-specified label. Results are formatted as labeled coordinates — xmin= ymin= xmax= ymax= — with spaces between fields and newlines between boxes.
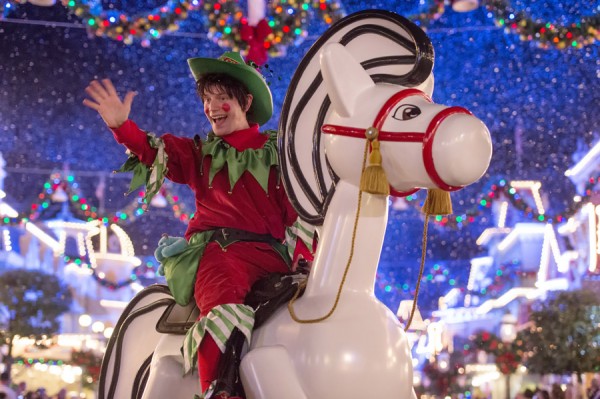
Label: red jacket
xmin=112 ymin=120 xmax=303 ymax=246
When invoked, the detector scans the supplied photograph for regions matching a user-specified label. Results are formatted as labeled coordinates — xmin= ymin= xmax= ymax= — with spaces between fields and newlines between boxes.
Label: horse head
xmin=320 ymin=42 xmax=492 ymax=195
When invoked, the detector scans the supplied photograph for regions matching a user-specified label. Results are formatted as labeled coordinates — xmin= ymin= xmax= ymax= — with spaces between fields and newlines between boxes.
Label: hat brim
xmin=188 ymin=58 xmax=273 ymax=126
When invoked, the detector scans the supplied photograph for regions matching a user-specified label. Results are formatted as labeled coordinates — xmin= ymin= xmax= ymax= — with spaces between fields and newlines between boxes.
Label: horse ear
xmin=417 ymin=74 xmax=435 ymax=97
xmin=320 ymin=43 xmax=374 ymax=118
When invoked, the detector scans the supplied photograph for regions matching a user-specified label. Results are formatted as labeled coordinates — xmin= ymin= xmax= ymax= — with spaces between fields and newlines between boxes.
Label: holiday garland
xmin=468 ymin=330 xmax=524 ymax=375
xmin=21 ymin=171 xmax=191 ymax=226
xmin=0 ymin=0 xmax=200 ymax=44
xmin=2 ymin=0 xmax=597 ymax=49
xmin=203 ymin=0 xmax=345 ymax=57
xmin=427 ymin=176 xmax=596 ymax=229
xmin=71 ymin=349 xmax=102 ymax=386
xmin=62 ymin=0 xmax=197 ymax=45
xmin=484 ymin=0 xmax=599 ymax=49
xmin=2 ymin=173 xmax=596 ymax=239
xmin=377 ymin=261 xmax=462 ymax=297
xmin=28 ymin=172 xmax=98 ymax=221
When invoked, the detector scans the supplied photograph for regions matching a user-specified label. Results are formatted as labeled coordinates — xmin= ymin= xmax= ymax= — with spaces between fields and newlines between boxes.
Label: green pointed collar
xmin=201 ymin=129 xmax=279 ymax=193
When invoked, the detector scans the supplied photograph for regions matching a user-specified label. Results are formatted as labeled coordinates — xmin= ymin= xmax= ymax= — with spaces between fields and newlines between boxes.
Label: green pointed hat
xmin=188 ymin=51 xmax=273 ymax=126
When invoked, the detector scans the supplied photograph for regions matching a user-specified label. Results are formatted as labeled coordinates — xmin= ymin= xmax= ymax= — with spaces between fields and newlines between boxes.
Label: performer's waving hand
xmin=83 ymin=79 xmax=137 ymax=128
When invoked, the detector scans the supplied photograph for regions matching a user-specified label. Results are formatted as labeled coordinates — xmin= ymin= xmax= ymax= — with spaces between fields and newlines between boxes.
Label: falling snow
xmin=0 ymin=0 xmax=598 ymax=312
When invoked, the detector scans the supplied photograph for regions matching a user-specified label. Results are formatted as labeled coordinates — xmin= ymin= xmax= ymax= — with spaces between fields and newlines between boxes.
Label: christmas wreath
xmin=470 ymin=330 xmax=524 ymax=375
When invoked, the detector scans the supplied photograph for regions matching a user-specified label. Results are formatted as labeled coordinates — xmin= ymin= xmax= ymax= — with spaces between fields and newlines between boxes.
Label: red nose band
xmin=221 ymin=103 xmax=231 ymax=112
xmin=321 ymin=88 xmax=473 ymax=195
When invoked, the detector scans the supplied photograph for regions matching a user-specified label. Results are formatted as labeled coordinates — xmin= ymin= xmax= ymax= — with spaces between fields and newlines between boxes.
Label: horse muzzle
xmin=322 ymin=88 xmax=492 ymax=196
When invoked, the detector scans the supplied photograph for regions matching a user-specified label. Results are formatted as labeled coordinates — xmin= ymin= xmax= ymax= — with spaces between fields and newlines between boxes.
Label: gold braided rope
xmin=287 ymin=139 xmax=370 ymax=324
xmin=403 ymin=214 xmax=430 ymax=331
xmin=287 ymin=140 xmax=431 ymax=329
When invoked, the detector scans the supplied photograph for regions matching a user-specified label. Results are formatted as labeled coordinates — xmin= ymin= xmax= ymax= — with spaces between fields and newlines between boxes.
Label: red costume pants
xmin=193 ymin=241 xmax=289 ymax=392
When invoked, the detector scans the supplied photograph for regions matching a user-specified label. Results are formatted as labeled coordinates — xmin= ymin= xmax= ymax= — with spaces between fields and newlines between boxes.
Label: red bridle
xmin=322 ymin=88 xmax=472 ymax=196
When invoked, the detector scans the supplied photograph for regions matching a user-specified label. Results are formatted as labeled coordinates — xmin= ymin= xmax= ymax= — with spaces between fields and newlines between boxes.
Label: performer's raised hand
xmin=83 ymin=79 xmax=137 ymax=128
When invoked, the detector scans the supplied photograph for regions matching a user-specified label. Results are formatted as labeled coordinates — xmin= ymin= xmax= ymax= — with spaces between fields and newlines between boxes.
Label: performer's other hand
xmin=83 ymin=79 xmax=137 ymax=128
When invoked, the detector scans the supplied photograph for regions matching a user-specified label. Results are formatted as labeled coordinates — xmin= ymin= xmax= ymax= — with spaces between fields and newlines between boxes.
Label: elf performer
xmin=83 ymin=51 xmax=315 ymax=399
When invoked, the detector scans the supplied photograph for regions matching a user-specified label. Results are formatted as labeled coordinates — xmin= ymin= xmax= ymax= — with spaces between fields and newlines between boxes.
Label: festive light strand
xmin=203 ymin=0 xmax=345 ymax=58
xmin=422 ymin=177 xmax=595 ymax=229
xmin=60 ymin=0 xmax=198 ymax=46
xmin=484 ymin=0 xmax=599 ymax=49
xmin=0 ymin=0 xmax=200 ymax=44
xmin=3 ymin=0 xmax=596 ymax=51
xmin=64 ymin=255 xmax=154 ymax=290
xmin=1 ymin=0 xmax=345 ymax=48
xmin=10 ymin=171 xmax=192 ymax=227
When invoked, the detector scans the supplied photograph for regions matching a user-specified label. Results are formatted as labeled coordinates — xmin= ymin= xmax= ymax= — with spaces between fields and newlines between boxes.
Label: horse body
xmin=242 ymin=179 xmax=415 ymax=399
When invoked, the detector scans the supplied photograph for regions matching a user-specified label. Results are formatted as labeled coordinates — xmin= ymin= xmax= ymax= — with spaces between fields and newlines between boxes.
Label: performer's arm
xmin=110 ymin=120 xmax=198 ymax=186
xmin=83 ymin=78 xmax=198 ymax=192
xmin=110 ymin=119 xmax=158 ymax=165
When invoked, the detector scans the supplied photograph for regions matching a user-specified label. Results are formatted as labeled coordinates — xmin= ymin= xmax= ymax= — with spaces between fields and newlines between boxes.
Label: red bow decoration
xmin=240 ymin=18 xmax=272 ymax=66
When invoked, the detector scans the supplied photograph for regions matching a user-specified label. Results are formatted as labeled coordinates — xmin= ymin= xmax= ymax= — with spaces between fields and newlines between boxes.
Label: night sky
xmin=1 ymin=0 xmax=598 ymax=312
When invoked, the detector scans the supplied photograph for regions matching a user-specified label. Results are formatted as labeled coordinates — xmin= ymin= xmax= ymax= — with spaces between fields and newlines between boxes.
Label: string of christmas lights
xmin=11 ymin=171 xmax=192 ymax=227
xmin=1 ymin=171 xmax=180 ymax=290
xmin=0 ymin=0 xmax=200 ymax=44
xmin=376 ymin=261 xmax=462 ymax=298
xmin=2 ymin=0 xmax=597 ymax=49
xmin=63 ymin=254 xmax=153 ymax=290
xmin=3 ymin=172 xmax=596 ymax=236
xmin=484 ymin=0 xmax=599 ymax=49
xmin=28 ymin=172 xmax=95 ymax=221
xmin=203 ymin=0 xmax=345 ymax=58
xmin=423 ymin=177 xmax=595 ymax=229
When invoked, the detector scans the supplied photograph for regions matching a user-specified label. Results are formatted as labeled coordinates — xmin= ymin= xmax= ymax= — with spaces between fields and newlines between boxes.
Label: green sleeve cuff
xmin=114 ymin=133 xmax=168 ymax=205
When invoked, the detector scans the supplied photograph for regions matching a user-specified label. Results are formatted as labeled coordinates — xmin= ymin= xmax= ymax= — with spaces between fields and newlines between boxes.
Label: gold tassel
xmin=360 ymin=127 xmax=390 ymax=195
xmin=422 ymin=188 xmax=453 ymax=215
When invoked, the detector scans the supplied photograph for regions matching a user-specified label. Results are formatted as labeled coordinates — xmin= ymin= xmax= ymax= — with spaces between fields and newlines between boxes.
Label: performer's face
xmin=202 ymin=88 xmax=253 ymax=136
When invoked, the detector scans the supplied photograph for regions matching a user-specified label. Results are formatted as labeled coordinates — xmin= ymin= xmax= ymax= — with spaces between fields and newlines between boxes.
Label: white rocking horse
xmin=98 ymin=10 xmax=492 ymax=399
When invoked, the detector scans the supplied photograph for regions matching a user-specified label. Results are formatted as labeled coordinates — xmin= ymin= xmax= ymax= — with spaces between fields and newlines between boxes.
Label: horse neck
xmin=304 ymin=180 xmax=388 ymax=298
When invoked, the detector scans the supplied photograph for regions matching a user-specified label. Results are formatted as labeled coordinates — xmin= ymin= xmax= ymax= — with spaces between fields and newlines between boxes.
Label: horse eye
xmin=392 ymin=104 xmax=421 ymax=121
